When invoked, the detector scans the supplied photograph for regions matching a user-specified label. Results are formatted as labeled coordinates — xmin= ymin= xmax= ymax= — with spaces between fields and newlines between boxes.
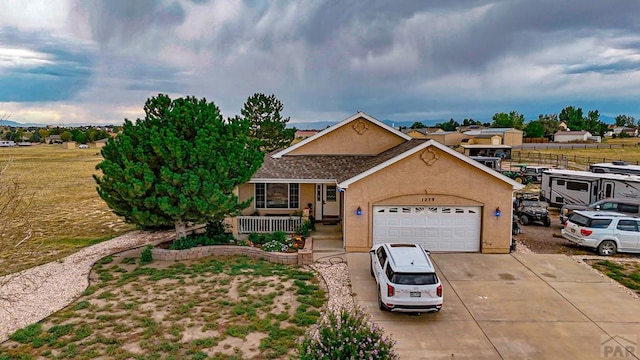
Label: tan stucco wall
xmin=342 ymin=146 xmax=514 ymax=253
xmin=503 ymin=131 xmax=523 ymax=146
xmin=426 ymin=132 xmax=467 ymax=146
xmin=406 ymin=130 xmax=427 ymax=139
xmin=288 ymin=117 xmax=405 ymax=155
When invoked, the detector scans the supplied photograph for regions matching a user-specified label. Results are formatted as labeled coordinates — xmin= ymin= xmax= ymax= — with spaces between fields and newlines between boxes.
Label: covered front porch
xmin=236 ymin=181 xmax=344 ymax=229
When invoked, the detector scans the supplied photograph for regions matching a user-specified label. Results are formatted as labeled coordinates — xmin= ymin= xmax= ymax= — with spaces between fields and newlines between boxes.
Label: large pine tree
xmin=94 ymin=94 xmax=264 ymax=238
xmin=242 ymin=93 xmax=295 ymax=152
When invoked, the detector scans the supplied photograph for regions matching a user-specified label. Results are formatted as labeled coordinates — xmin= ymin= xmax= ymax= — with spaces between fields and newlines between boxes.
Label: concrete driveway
xmin=347 ymin=253 xmax=640 ymax=359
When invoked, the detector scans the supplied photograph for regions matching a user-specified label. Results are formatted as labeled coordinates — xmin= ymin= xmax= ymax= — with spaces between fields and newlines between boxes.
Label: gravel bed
xmin=0 ymin=230 xmax=174 ymax=342
xmin=309 ymin=259 xmax=355 ymax=313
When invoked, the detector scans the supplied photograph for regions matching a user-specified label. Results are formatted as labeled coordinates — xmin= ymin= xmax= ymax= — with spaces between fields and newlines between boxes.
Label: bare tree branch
xmin=0 ymin=159 xmax=43 ymax=308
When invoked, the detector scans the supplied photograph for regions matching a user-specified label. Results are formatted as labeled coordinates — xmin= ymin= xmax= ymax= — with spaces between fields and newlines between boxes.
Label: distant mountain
xmin=0 ymin=119 xmax=47 ymax=127
xmin=288 ymin=119 xmax=445 ymax=130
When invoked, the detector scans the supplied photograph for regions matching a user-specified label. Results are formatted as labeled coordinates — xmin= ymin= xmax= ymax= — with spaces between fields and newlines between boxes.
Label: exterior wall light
xmin=495 ymin=207 xmax=501 ymax=217
xmin=356 ymin=206 xmax=363 ymax=216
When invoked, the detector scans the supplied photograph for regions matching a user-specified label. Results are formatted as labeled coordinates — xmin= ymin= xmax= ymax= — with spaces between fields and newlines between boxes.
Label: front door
xmin=315 ymin=184 xmax=340 ymax=221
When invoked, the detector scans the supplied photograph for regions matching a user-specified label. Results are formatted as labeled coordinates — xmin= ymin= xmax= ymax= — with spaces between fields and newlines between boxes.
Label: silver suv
xmin=559 ymin=197 xmax=640 ymax=224
xmin=561 ymin=210 xmax=640 ymax=256
xmin=369 ymin=243 xmax=442 ymax=313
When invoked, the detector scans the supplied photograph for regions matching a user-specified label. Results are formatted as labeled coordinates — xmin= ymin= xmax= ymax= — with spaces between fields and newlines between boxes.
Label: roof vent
xmin=612 ymin=161 xmax=628 ymax=166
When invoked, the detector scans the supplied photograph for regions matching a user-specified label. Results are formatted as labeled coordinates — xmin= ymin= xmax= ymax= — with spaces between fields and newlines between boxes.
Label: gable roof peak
xmin=271 ymin=111 xmax=412 ymax=158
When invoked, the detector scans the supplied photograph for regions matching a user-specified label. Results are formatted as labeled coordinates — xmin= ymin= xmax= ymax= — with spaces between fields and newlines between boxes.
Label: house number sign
xmin=421 ymin=197 xmax=436 ymax=202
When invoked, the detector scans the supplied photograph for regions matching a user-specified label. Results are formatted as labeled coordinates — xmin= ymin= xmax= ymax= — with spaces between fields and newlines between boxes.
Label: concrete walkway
xmin=348 ymin=252 xmax=640 ymax=359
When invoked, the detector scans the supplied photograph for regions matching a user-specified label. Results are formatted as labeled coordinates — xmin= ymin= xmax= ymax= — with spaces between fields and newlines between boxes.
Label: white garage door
xmin=373 ymin=205 xmax=481 ymax=252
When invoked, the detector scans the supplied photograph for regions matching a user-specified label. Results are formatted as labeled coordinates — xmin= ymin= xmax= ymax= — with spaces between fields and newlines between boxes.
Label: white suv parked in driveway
xmin=561 ymin=210 xmax=640 ymax=256
xmin=369 ymin=243 xmax=442 ymax=313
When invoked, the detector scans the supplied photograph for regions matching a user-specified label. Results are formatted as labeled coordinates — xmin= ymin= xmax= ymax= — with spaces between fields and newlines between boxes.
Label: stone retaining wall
xmin=151 ymin=237 xmax=313 ymax=265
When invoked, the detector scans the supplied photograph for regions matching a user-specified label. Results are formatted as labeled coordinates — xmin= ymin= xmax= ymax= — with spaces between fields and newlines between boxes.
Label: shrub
xmin=272 ymin=231 xmax=287 ymax=242
xmin=140 ymin=245 xmax=153 ymax=264
xmin=248 ymin=232 xmax=261 ymax=244
xmin=170 ymin=235 xmax=201 ymax=250
xmin=248 ymin=232 xmax=271 ymax=245
xmin=295 ymin=220 xmax=313 ymax=238
xmin=298 ymin=308 xmax=399 ymax=360
xmin=235 ymin=239 xmax=253 ymax=247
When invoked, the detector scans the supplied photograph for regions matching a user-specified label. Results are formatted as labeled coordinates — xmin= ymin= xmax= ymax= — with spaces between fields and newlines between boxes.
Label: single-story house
xmin=464 ymin=128 xmax=523 ymax=146
xmin=612 ymin=127 xmax=638 ymax=137
xmin=234 ymin=112 xmax=524 ymax=254
xmin=424 ymin=131 xmax=468 ymax=146
xmin=466 ymin=134 xmax=502 ymax=146
xmin=402 ymin=127 xmax=444 ymax=139
xmin=45 ymin=135 xmax=62 ymax=144
xmin=294 ymin=130 xmax=320 ymax=140
xmin=554 ymin=130 xmax=592 ymax=142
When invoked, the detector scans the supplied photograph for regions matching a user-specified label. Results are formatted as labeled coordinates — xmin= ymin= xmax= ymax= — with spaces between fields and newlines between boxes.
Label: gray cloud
xmin=5 ymin=0 xmax=640 ymax=124
xmin=0 ymin=28 xmax=94 ymax=102
xmin=71 ymin=0 xmax=186 ymax=47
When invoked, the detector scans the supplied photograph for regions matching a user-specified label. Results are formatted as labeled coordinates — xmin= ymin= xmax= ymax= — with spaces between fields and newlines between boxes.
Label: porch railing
xmin=237 ymin=216 xmax=303 ymax=234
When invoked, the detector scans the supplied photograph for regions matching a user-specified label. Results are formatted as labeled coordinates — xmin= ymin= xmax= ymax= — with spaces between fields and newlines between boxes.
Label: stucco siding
xmin=288 ymin=117 xmax=405 ymax=155
xmin=504 ymin=131 xmax=523 ymax=146
xmin=426 ymin=132 xmax=467 ymax=146
xmin=342 ymin=147 xmax=514 ymax=253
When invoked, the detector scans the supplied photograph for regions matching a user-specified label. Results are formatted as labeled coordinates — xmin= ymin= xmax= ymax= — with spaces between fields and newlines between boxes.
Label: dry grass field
xmin=0 ymin=144 xmax=134 ymax=276
xmin=531 ymin=138 xmax=640 ymax=162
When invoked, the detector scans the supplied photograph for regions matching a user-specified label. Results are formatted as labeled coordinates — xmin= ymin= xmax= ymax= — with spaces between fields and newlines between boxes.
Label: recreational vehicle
xmin=589 ymin=162 xmax=640 ymax=175
xmin=0 ymin=140 xmax=16 ymax=147
xmin=541 ymin=169 xmax=640 ymax=207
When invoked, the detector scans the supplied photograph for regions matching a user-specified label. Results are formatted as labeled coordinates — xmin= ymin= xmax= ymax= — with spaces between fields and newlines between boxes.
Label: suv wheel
xmin=378 ymin=290 xmax=387 ymax=311
xmin=543 ymin=217 xmax=551 ymax=227
xmin=520 ymin=214 xmax=530 ymax=225
xmin=598 ymin=241 xmax=617 ymax=256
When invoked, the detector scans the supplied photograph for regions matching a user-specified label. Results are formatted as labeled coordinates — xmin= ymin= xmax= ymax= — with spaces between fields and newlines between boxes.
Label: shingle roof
xmin=252 ymin=139 xmax=427 ymax=182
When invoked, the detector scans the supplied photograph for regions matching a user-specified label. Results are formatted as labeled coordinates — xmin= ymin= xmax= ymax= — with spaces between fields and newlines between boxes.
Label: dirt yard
xmin=516 ymin=209 xmax=640 ymax=259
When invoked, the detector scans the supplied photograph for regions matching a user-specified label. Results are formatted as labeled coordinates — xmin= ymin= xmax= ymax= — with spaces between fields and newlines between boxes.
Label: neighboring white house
xmin=553 ymin=130 xmax=592 ymax=142
xmin=612 ymin=126 xmax=638 ymax=137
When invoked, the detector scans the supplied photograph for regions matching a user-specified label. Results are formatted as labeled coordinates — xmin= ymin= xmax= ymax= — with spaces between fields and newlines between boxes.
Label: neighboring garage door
xmin=372 ymin=205 xmax=481 ymax=252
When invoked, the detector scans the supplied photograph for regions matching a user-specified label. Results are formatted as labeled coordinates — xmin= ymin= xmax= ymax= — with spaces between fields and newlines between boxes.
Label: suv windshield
xmin=391 ymin=273 xmax=438 ymax=285
xmin=568 ymin=213 xmax=612 ymax=228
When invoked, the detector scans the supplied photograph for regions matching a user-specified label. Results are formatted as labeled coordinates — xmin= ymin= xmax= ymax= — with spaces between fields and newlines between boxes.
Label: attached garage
xmin=372 ymin=205 xmax=481 ymax=252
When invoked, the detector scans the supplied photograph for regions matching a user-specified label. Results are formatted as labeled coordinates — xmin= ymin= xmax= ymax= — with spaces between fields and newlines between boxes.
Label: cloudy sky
xmin=1 ymin=0 xmax=640 ymax=126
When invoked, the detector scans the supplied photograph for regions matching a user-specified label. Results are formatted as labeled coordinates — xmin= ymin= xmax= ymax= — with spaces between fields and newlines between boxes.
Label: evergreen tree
xmin=434 ymin=118 xmax=459 ymax=131
xmin=242 ymin=93 xmax=295 ymax=152
xmin=94 ymin=94 xmax=264 ymax=238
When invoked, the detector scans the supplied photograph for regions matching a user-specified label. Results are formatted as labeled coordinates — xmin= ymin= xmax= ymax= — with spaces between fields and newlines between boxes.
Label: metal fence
xmin=512 ymin=151 xmax=640 ymax=170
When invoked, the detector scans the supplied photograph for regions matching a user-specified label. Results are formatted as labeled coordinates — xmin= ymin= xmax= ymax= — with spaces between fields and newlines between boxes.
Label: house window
xmin=255 ymin=183 xmax=299 ymax=209
xmin=326 ymin=185 xmax=337 ymax=202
